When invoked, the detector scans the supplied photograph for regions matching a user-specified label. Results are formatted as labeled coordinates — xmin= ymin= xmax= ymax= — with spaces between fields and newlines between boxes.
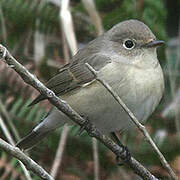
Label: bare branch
xmin=162 ymin=87 xmax=180 ymax=118
xmin=166 ymin=48 xmax=180 ymax=132
xmin=82 ymin=0 xmax=104 ymax=36
xmin=0 ymin=112 xmax=32 ymax=180
xmin=0 ymin=4 xmax=7 ymax=44
xmin=0 ymin=44 xmax=161 ymax=180
xmin=0 ymin=99 xmax=20 ymax=141
xmin=0 ymin=138 xmax=54 ymax=180
xmin=92 ymin=138 xmax=100 ymax=180
xmin=60 ymin=0 xmax=78 ymax=56
xmin=50 ymin=124 xmax=69 ymax=178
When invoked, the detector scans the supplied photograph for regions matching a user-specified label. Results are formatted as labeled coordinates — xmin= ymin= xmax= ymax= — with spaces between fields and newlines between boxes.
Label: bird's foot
xmin=116 ymin=145 xmax=131 ymax=166
xmin=111 ymin=132 xmax=131 ymax=165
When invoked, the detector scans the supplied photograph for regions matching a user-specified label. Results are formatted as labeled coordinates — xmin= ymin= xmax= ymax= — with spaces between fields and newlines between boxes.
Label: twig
xmin=0 ymin=114 xmax=32 ymax=180
xmin=0 ymin=4 xmax=7 ymax=44
xmin=50 ymin=124 xmax=69 ymax=178
xmin=85 ymin=63 xmax=178 ymax=180
xmin=0 ymin=44 xmax=160 ymax=180
xmin=165 ymin=20 xmax=180 ymax=132
xmin=82 ymin=0 xmax=104 ymax=36
xmin=166 ymin=48 xmax=180 ymax=132
xmin=0 ymin=115 xmax=15 ymax=145
xmin=174 ymin=19 xmax=180 ymax=131
xmin=0 ymin=138 xmax=54 ymax=180
xmin=162 ymin=87 xmax=180 ymax=118
xmin=61 ymin=30 xmax=70 ymax=64
xmin=0 ymin=98 xmax=20 ymax=141
xmin=60 ymin=0 xmax=77 ymax=56
xmin=92 ymin=138 xmax=100 ymax=180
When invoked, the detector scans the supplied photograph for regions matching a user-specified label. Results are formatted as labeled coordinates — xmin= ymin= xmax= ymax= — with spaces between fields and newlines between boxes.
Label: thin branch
xmin=92 ymin=138 xmax=100 ymax=180
xmin=61 ymin=29 xmax=70 ymax=64
xmin=82 ymin=0 xmax=104 ymax=36
xmin=174 ymin=18 xmax=180 ymax=131
xmin=0 ymin=44 xmax=161 ymax=180
xmin=162 ymin=88 xmax=180 ymax=118
xmin=60 ymin=0 xmax=77 ymax=56
xmin=50 ymin=124 xmax=69 ymax=178
xmin=0 ymin=138 xmax=54 ymax=180
xmin=166 ymin=48 xmax=180 ymax=132
xmin=85 ymin=63 xmax=178 ymax=180
xmin=34 ymin=27 xmax=45 ymax=65
xmin=0 ymin=98 xmax=20 ymax=141
xmin=0 ymin=4 xmax=7 ymax=44
xmin=0 ymin=114 xmax=32 ymax=180
xmin=0 ymin=115 xmax=15 ymax=145
xmin=166 ymin=22 xmax=180 ymax=132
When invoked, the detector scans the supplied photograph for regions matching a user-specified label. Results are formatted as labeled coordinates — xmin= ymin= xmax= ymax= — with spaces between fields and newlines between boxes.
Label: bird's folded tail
xmin=16 ymin=130 xmax=49 ymax=150
xmin=16 ymin=109 xmax=67 ymax=150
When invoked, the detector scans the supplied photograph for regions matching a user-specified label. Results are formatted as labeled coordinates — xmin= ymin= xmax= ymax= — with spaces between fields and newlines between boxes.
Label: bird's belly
xmin=63 ymin=81 xmax=129 ymax=133
xmin=62 ymin=64 xmax=164 ymax=133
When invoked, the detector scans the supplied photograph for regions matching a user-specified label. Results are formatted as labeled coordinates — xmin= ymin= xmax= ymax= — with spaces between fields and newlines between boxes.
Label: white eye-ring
xmin=123 ymin=39 xmax=135 ymax=50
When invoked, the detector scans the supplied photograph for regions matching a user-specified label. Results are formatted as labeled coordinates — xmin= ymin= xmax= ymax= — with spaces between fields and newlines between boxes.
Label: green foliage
xmin=1 ymin=0 xmax=58 ymax=33
xmin=0 ymin=0 xmax=59 ymax=48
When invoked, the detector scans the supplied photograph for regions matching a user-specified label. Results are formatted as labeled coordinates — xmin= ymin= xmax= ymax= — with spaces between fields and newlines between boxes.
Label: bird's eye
xmin=123 ymin=39 xmax=135 ymax=50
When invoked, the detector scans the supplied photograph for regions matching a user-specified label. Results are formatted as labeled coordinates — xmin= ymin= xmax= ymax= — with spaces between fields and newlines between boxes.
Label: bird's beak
xmin=143 ymin=40 xmax=165 ymax=48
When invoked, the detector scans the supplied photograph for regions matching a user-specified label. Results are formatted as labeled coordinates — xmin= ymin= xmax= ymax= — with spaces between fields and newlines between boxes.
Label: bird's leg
xmin=111 ymin=132 xmax=131 ymax=165
xmin=77 ymin=114 xmax=90 ymax=136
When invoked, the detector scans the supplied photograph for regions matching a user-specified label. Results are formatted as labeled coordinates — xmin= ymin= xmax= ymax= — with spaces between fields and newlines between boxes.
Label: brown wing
xmin=29 ymin=53 xmax=111 ymax=106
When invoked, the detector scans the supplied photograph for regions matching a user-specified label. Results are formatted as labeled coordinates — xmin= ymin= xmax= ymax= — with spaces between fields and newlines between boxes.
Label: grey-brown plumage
xmin=16 ymin=20 xmax=164 ymax=150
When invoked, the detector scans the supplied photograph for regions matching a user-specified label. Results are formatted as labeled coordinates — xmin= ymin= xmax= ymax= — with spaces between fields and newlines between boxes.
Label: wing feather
xmin=29 ymin=37 xmax=111 ymax=106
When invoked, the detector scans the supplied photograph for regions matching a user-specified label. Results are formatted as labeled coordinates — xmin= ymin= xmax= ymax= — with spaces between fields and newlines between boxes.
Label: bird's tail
xmin=16 ymin=129 xmax=49 ymax=150
xmin=16 ymin=108 xmax=67 ymax=150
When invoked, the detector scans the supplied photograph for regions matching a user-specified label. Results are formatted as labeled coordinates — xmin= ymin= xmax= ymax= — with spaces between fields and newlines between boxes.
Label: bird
xmin=16 ymin=19 xmax=164 ymax=150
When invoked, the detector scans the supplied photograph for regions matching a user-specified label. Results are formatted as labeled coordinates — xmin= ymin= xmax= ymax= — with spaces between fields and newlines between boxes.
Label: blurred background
xmin=0 ymin=0 xmax=179 ymax=179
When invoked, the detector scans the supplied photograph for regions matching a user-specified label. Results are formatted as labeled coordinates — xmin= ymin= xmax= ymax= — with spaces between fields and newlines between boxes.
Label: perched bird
xmin=17 ymin=19 xmax=164 ymax=150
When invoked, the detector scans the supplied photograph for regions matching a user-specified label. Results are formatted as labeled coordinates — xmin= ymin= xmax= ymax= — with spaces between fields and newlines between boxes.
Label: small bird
xmin=17 ymin=19 xmax=164 ymax=150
